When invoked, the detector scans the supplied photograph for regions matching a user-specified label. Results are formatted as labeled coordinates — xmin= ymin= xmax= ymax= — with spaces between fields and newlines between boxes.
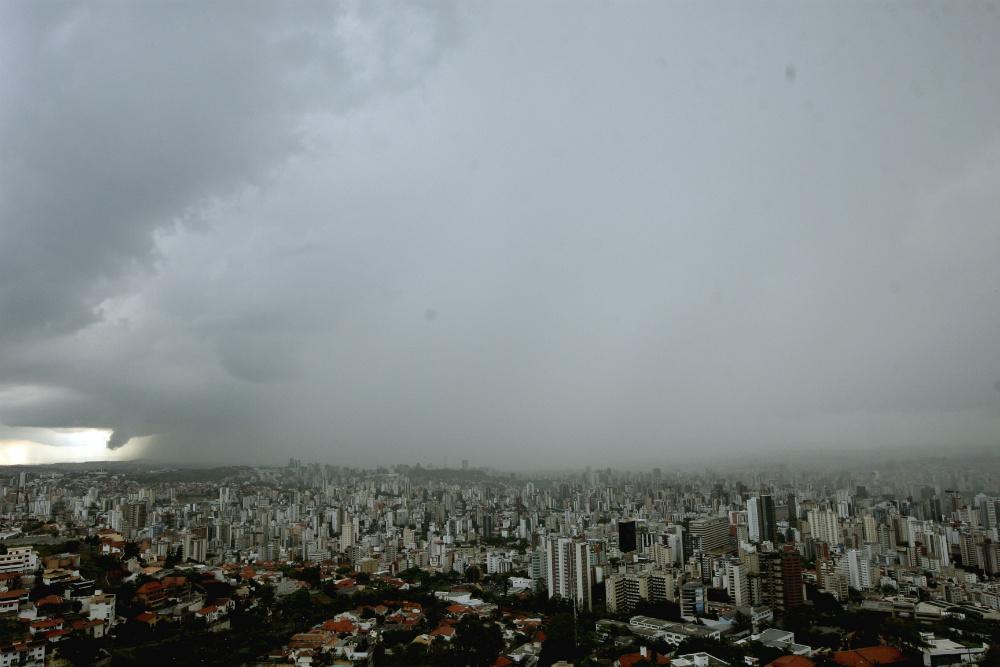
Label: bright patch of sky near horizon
xmin=0 ymin=429 xmax=138 ymax=465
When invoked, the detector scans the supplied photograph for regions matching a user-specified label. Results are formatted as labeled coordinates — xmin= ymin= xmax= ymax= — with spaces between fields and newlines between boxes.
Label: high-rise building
xmin=647 ymin=569 xmax=678 ymax=603
xmin=340 ymin=522 xmax=355 ymax=549
xmin=760 ymin=548 xmax=804 ymax=612
xmin=747 ymin=495 xmax=777 ymax=544
xmin=605 ymin=569 xmax=678 ymax=613
xmin=619 ymin=520 xmax=637 ymax=554
xmin=861 ymin=512 xmax=878 ymax=544
xmin=787 ymin=494 xmax=799 ymax=523
xmin=807 ymin=508 xmax=841 ymax=547
xmin=725 ymin=559 xmax=750 ymax=607
xmin=124 ymin=500 xmax=148 ymax=537
xmin=839 ymin=549 xmax=873 ymax=590
xmin=546 ymin=537 xmax=592 ymax=611
xmin=688 ymin=516 xmax=731 ymax=553
xmin=680 ymin=581 xmax=705 ymax=619
xmin=606 ymin=572 xmax=647 ymax=614
xmin=748 ymin=499 xmax=760 ymax=543
xmin=183 ymin=534 xmax=207 ymax=563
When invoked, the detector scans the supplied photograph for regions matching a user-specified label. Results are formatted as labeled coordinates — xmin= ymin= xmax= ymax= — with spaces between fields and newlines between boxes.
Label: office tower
xmin=747 ymin=496 xmax=776 ymax=543
xmin=688 ymin=516 xmax=730 ymax=553
xmin=619 ymin=519 xmax=637 ymax=553
xmin=546 ymin=537 xmax=592 ymax=611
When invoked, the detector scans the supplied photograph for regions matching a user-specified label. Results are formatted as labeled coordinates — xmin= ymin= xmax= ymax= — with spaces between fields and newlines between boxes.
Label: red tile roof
xmin=619 ymin=650 xmax=670 ymax=667
xmin=323 ymin=619 xmax=357 ymax=634
xmin=833 ymin=647 xmax=906 ymax=667
xmin=767 ymin=656 xmax=817 ymax=667
xmin=36 ymin=595 xmax=64 ymax=607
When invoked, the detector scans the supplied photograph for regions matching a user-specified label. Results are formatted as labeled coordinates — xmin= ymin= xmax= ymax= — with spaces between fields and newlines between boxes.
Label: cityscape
xmin=0 ymin=457 xmax=997 ymax=665
xmin=3 ymin=1 xmax=1000 ymax=666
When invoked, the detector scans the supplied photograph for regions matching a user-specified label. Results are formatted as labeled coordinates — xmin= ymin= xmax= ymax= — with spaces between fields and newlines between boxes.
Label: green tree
xmin=454 ymin=616 xmax=504 ymax=666
xmin=539 ymin=612 xmax=576 ymax=666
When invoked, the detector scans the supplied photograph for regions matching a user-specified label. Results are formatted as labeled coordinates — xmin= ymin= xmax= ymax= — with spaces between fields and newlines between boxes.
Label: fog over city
xmin=1 ymin=2 xmax=999 ymax=467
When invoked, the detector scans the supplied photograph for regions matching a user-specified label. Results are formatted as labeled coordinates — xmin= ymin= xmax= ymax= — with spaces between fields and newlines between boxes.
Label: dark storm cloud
xmin=0 ymin=1 xmax=455 ymax=339
xmin=0 ymin=0 xmax=457 ymax=451
xmin=1 ymin=2 xmax=999 ymax=466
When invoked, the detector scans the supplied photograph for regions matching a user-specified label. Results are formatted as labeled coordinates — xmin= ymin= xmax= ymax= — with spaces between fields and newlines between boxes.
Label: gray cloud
xmin=0 ymin=0 xmax=456 ymax=340
xmin=1 ymin=1 xmax=999 ymax=467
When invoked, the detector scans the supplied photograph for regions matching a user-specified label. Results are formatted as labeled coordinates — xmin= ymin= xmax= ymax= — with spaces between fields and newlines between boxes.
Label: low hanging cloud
xmin=1 ymin=2 xmax=999 ymax=467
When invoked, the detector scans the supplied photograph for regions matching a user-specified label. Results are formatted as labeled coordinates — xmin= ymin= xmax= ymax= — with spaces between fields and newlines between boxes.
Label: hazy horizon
xmin=2 ymin=2 xmax=1000 ymax=468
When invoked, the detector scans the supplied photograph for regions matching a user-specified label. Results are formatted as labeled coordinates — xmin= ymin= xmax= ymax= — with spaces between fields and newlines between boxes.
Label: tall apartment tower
xmin=124 ymin=500 xmax=148 ymax=537
xmin=546 ymin=537 xmax=592 ymax=611
xmin=725 ymin=559 xmax=750 ymax=607
xmin=760 ymin=547 xmax=804 ymax=612
xmin=340 ymin=522 xmax=355 ymax=549
xmin=808 ymin=508 xmax=841 ymax=547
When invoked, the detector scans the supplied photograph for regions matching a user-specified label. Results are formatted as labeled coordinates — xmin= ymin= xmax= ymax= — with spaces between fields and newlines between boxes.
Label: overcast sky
xmin=1 ymin=1 xmax=999 ymax=468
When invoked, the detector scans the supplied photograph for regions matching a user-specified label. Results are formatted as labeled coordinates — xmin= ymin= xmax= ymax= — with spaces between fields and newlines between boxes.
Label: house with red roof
xmin=41 ymin=628 xmax=72 ymax=643
xmin=446 ymin=603 xmax=474 ymax=617
xmin=134 ymin=611 xmax=163 ymax=627
xmin=617 ymin=646 xmax=670 ymax=666
xmin=0 ymin=589 xmax=28 ymax=615
xmin=136 ymin=581 xmax=167 ymax=608
xmin=322 ymin=618 xmax=358 ymax=634
xmin=28 ymin=618 xmax=63 ymax=636
xmin=34 ymin=595 xmax=64 ymax=610
xmin=69 ymin=618 xmax=106 ymax=639
xmin=194 ymin=605 xmax=225 ymax=624
xmin=832 ymin=646 xmax=907 ymax=667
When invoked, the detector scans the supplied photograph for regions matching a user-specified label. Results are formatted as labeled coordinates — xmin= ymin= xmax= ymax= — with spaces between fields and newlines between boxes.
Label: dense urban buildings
xmin=0 ymin=458 xmax=996 ymax=665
